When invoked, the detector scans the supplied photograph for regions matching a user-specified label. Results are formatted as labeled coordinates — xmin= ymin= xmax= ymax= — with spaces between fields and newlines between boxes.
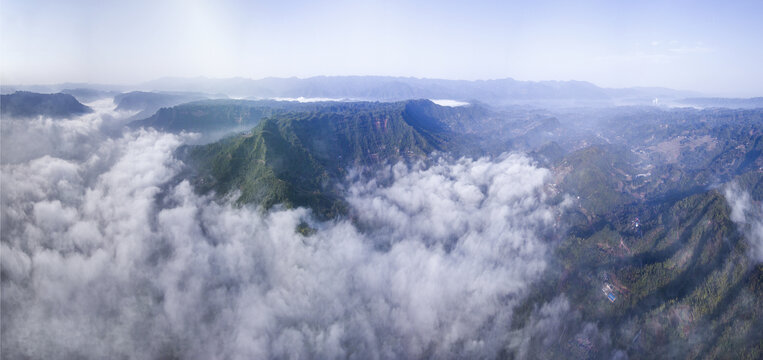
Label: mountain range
xmin=1 ymin=76 xmax=707 ymax=107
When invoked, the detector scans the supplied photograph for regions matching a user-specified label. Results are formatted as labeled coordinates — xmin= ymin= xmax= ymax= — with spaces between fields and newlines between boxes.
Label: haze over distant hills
xmin=676 ymin=97 xmax=763 ymax=109
xmin=1 ymin=76 xmax=708 ymax=108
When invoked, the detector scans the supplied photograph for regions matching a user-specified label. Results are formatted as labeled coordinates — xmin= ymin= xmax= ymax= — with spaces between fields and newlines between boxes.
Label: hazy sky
xmin=2 ymin=0 xmax=761 ymax=96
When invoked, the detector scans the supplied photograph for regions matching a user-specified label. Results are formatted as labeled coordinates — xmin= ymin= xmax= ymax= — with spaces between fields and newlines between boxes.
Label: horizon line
xmin=1 ymin=74 xmax=700 ymax=93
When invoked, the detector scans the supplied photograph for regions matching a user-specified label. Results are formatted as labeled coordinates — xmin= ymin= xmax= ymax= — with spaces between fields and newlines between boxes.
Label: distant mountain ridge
xmin=60 ymin=88 xmax=119 ymax=103
xmin=140 ymin=76 xmax=698 ymax=106
xmin=2 ymin=76 xmax=702 ymax=107
xmin=0 ymin=91 xmax=93 ymax=119
xmin=131 ymin=99 xmax=317 ymax=133
xmin=113 ymin=91 xmax=225 ymax=120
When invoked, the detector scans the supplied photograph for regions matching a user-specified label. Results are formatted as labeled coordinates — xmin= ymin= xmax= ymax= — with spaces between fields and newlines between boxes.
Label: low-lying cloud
xmin=724 ymin=182 xmax=763 ymax=262
xmin=271 ymin=97 xmax=348 ymax=103
xmin=1 ymin=103 xmax=567 ymax=359
xmin=429 ymin=99 xmax=470 ymax=107
xmin=0 ymin=98 xmax=135 ymax=164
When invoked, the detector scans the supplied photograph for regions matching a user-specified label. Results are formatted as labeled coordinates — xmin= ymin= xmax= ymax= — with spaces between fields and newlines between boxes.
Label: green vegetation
xmin=184 ymin=100 xmax=472 ymax=218
xmin=516 ymin=187 xmax=763 ymax=359
xmin=559 ymin=144 xmax=637 ymax=214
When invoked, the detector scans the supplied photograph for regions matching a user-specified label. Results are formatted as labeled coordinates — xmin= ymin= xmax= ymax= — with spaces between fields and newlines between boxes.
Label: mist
xmin=1 ymin=101 xmax=570 ymax=358
xmin=724 ymin=183 xmax=763 ymax=263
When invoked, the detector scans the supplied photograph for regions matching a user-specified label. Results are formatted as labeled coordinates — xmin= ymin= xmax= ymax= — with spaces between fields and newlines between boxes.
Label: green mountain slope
xmin=184 ymin=100 xmax=475 ymax=217
xmin=514 ymin=184 xmax=762 ymax=359
xmin=557 ymin=144 xmax=638 ymax=214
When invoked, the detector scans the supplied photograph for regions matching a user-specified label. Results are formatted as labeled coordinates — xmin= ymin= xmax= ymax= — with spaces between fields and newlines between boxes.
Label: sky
xmin=1 ymin=0 xmax=762 ymax=96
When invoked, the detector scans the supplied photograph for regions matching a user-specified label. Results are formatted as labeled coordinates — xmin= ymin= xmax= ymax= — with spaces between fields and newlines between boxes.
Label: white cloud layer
xmin=271 ymin=97 xmax=348 ymax=103
xmin=1 ymin=104 xmax=565 ymax=358
xmin=0 ymin=98 xmax=136 ymax=164
xmin=429 ymin=99 xmax=470 ymax=107
xmin=724 ymin=183 xmax=763 ymax=262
